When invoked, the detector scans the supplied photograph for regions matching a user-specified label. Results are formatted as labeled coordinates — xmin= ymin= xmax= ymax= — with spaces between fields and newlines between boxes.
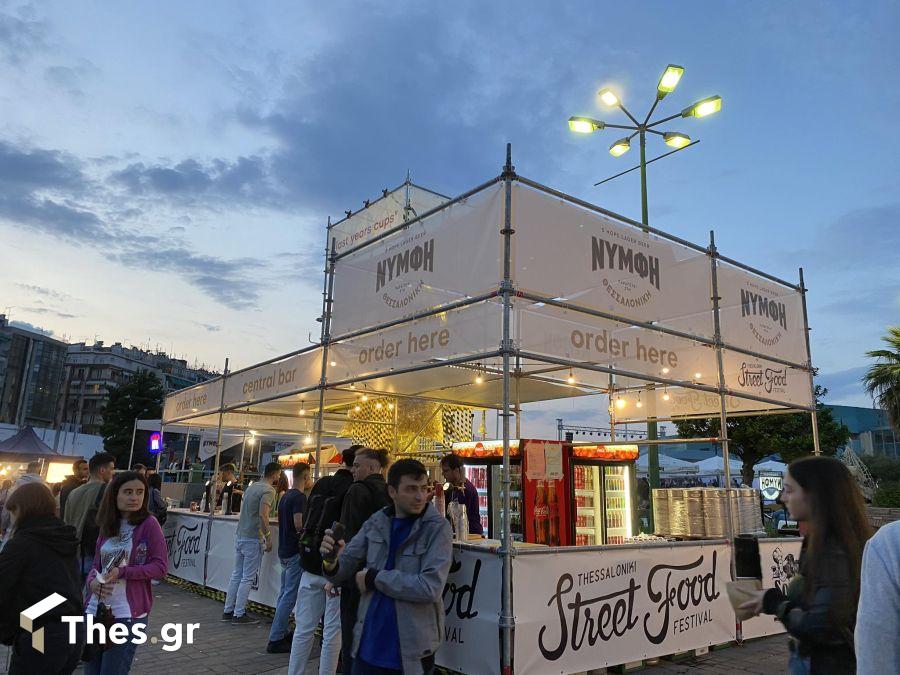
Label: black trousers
xmin=10 ymin=624 xmax=82 ymax=675
xmin=340 ymin=584 xmax=361 ymax=673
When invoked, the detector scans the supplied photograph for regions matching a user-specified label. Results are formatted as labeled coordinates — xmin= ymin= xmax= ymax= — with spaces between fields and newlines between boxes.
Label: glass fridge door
xmin=490 ymin=464 xmax=522 ymax=541
xmin=463 ymin=464 xmax=490 ymax=535
xmin=573 ymin=464 xmax=603 ymax=546
xmin=603 ymin=465 xmax=633 ymax=544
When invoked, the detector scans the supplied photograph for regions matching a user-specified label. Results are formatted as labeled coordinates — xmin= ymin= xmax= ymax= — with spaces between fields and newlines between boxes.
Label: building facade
xmin=0 ymin=315 xmax=68 ymax=428
xmin=827 ymin=404 xmax=899 ymax=459
xmin=61 ymin=341 xmax=216 ymax=437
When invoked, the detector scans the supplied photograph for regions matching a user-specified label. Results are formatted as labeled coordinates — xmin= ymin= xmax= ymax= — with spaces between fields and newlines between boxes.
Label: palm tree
xmin=863 ymin=326 xmax=900 ymax=427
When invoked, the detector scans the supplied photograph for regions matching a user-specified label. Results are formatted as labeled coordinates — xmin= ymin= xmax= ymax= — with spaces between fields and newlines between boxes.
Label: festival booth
xmin=161 ymin=152 xmax=819 ymax=673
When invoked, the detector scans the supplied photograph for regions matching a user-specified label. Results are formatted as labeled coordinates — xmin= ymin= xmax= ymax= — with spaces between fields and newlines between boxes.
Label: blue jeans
xmin=85 ymin=618 xmax=147 ymax=675
xmin=268 ymin=554 xmax=303 ymax=642
xmin=789 ymin=650 xmax=811 ymax=675
xmin=224 ymin=537 xmax=262 ymax=618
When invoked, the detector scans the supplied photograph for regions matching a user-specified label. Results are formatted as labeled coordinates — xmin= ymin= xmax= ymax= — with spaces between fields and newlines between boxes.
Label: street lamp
xmin=568 ymin=64 xmax=722 ymax=228
xmin=567 ymin=64 xmax=722 ymax=517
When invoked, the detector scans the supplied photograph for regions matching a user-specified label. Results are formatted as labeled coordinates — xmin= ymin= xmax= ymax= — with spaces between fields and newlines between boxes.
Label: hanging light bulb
xmin=329 ymin=360 xmax=336 ymax=367
xmin=615 ymin=397 xmax=626 ymax=410
xmin=304 ymin=434 xmax=313 ymax=444
xmin=694 ymin=372 xmax=702 ymax=380
xmin=388 ymin=402 xmax=394 ymax=411
xmin=636 ymin=396 xmax=643 ymax=408
xmin=662 ymin=388 xmax=671 ymax=402
xmin=354 ymin=404 xmax=361 ymax=412
xmin=375 ymin=401 xmax=383 ymax=410
xmin=567 ymin=369 xmax=575 ymax=385
xmin=361 ymin=394 xmax=368 ymax=402
xmin=350 ymin=382 xmax=356 ymax=389
xmin=299 ymin=400 xmax=306 ymax=415
xmin=475 ymin=372 xmax=484 ymax=384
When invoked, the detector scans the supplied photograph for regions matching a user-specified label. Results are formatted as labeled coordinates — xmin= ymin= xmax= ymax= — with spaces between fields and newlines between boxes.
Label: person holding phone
xmin=84 ymin=471 xmax=168 ymax=675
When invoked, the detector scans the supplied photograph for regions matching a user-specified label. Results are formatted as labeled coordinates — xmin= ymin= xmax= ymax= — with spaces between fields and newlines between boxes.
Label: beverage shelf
xmin=574 ymin=489 xmax=595 ymax=496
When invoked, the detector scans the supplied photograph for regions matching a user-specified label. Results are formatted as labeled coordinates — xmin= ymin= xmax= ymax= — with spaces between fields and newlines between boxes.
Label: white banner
xmin=331 ymin=184 xmax=448 ymax=256
xmin=614 ymin=387 xmax=786 ymax=422
xmin=513 ymin=542 xmax=735 ymax=673
xmin=516 ymin=303 xmax=718 ymax=389
xmin=717 ymin=264 xmax=807 ymax=366
xmin=163 ymin=380 xmax=220 ymax=422
xmin=205 ymin=517 xmax=282 ymax=607
xmin=197 ymin=431 xmax=220 ymax=462
xmin=512 ymin=184 xmax=714 ymax=339
xmin=722 ymin=351 xmax=813 ymax=409
xmin=163 ymin=512 xmax=208 ymax=585
xmin=330 ymin=183 xmax=504 ymax=337
xmin=435 ymin=547 xmax=502 ymax=674
xmin=328 ymin=300 xmax=500 ymax=383
xmin=223 ymin=350 xmax=321 ymax=409
xmin=740 ymin=538 xmax=802 ymax=640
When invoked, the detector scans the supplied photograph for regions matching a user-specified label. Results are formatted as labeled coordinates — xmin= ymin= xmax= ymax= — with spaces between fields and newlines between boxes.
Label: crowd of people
xmin=1 ymin=449 xmax=899 ymax=674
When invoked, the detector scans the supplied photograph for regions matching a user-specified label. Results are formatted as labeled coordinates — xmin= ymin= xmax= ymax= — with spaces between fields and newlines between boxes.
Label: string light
xmin=304 ymin=434 xmax=313 ymax=444
xmin=662 ymin=367 xmax=670 ymax=374
xmin=694 ymin=372 xmax=702 ymax=379
xmin=329 ymin=360 xmax=336 ymax=367
xmin=361 ymin=394 xmax=369 ymax=402
xmin=375 ymin=401 xmax=383 ymax=410
xmin=567 ymin=369 xmax=575 ymax=385
xmin=388 ymin=402 xmax=394 ymax=411
xmin=354 ymin=404 xmax=361 ymax=412
xmin=475 ymin=372 xmax=484 ymax=385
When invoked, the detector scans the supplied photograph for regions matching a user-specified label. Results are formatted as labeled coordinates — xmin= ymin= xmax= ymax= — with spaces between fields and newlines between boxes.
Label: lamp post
xmin=568 ymin=65 xmax=722 ymax=526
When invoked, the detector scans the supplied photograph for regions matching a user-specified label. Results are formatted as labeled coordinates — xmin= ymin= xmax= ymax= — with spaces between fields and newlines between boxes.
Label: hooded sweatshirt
xmin=0 ymin=514 xmax=83 ymax=645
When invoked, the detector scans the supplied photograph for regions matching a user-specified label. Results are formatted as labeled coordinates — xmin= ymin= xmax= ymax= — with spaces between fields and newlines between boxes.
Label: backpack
xmin=298 ymin=471 xmax=354 ymax=575
xmin=80 ymin=483 xmax=107 ymax=559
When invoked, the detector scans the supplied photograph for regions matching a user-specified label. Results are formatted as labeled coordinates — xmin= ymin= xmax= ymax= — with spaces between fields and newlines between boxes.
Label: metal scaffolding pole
xmin=500 ymin=144 xmax=515 ymax=675
xmin=126 ymin=418 xmax=138 ymax=469
xmin=799 ymin=268 xmax=821 ymax=456
xmin=204 ymin=358 xmax=229 ymax=582
xmin=709 ymin=233 xmax=737 ymax=550
xmin=314 ymin=233 xmax=337 ymax=479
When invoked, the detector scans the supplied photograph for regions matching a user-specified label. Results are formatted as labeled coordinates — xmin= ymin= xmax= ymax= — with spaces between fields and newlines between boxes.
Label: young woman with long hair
xmin=741 ymin=456 xmax=872 ymax=674
xmin=0 ymin=482 xmax=84 ymax=674
xmin=84 ymin=471 xmax=168 ymax=674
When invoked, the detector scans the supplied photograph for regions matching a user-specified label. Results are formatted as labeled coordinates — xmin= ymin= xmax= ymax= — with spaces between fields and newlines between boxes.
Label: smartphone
xmin=323 ymin=521 xmax=345 ymax=563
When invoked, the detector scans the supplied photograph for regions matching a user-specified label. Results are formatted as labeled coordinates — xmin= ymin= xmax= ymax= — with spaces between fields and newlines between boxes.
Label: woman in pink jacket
xmin=84 ymin=471 xmax=168 ymax=674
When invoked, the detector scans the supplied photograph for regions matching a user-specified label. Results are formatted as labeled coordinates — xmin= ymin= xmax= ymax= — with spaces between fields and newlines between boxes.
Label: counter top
xmin=169 ymin=507 xmax=278 ymax=524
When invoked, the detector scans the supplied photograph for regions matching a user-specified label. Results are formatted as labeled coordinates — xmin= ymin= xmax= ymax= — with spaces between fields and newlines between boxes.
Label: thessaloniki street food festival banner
xmin=330 ymin=183 xmax=504 ymax=337
xmin=434 ymin=547 xmax=502 ymax=674
xmin=513 ymin=542 xmax=735 ymax=674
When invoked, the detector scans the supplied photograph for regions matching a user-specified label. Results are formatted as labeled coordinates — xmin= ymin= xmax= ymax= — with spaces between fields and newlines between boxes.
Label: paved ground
xmin=1 ymin=580 xmax=790 ymax=674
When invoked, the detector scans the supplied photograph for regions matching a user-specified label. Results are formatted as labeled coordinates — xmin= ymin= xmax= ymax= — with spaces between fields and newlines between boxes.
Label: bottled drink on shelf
xmin=548 ymin=481 xmax=560 ymax=545
xmin=533 ymin=480 xmax=550 ymax=545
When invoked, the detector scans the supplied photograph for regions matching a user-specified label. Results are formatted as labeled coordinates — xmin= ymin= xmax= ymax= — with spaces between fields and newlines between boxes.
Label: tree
xmin=99 ymin=370 xmax=164 ymax=465
xmin=674 ymin=385 xmax=850 ymax=485
xmin=863 ymin=326 xmax=900 ymax=427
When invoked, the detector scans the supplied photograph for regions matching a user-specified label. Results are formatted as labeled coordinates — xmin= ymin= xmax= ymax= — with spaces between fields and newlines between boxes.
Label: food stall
xmin=160 ymin=152 xmax=819 ymax=673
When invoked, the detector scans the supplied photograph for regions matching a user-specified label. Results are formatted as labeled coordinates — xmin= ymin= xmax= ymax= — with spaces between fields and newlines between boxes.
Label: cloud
xmin=15 ymin=283 xmax=72 ymax=302
xmin=194 ymin=322 xmax=222 ymax=333
xmin=0 ymin=5 xmax=48 ymax=66
xmin=43 ymin=59 xmax=99 ymax=99
xmin=0 ymin=138 xmax=273 ymax=310
xmin=8 ymin=320 xmax=55 ymax=337
xmin=818 ymin=366 xmax=869 ymax=403
xmin=22 ymin=306 xmax=77 ymax=319
xmin=110 ymin=155 xmax=284 ymax=208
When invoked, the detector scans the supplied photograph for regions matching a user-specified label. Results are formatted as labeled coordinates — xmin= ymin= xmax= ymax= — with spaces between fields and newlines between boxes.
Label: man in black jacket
xmin=337 ymin=447 xmax=391 ymax=673
xmin=58 ymin=459 xmax=88 ymax=516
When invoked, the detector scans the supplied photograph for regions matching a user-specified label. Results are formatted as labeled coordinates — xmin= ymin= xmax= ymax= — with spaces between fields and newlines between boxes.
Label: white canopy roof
xmin=693 ymin=455 xmax=744 ymax=473
xmin=637 ymin=453 xmax=698 ymax=471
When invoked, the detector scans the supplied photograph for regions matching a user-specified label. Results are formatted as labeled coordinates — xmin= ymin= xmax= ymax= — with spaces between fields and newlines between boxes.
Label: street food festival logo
xmin=591 ymin=229 xmax=661 ymax=310
xmin=171 ymin=521 xmax=205 ymax=569
xmin=737 ymin=361 xmax=787 ymax=395
xmin=739 ymin=285 xmax=788 ymax=348
xmin=537 ymin=551 xmax=720 ymax=661
xmin=375 ymin=233 xmax=434 ymax=309
xmin=442 ymin=556 xmax=481 ymax=645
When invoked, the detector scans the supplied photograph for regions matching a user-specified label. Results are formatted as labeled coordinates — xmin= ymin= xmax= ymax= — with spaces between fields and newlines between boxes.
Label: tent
xmin=754 ymin=459 xmax=787 ymax=474
xmin=693 ymin=455 xmax=743 ymax=474
xmin=637 ymin=453 xmax=698 ymax=473
xmin=0 ymin=426 xmax=64 ymax=458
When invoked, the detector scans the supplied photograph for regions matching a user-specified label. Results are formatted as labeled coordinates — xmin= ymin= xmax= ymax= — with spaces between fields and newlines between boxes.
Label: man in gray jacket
xmin=320 ymin=458 xmax=452 ymax=675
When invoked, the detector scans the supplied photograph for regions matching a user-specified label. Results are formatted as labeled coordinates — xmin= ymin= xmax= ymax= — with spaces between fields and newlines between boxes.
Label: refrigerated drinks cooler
xmin=452 ymin=439 xmax=638 ymax=546
xmin=572 ymin=461 xmax=635 ymax=545
xmin=451 ymin=440 xmax=523 ymax=541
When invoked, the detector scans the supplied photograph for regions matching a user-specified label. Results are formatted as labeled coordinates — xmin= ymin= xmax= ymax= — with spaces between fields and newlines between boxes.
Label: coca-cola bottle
xmin=533 ymin=480 xmax=549 ymax=544
xmin=548 ymin=481 xmax=560 ymax=545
